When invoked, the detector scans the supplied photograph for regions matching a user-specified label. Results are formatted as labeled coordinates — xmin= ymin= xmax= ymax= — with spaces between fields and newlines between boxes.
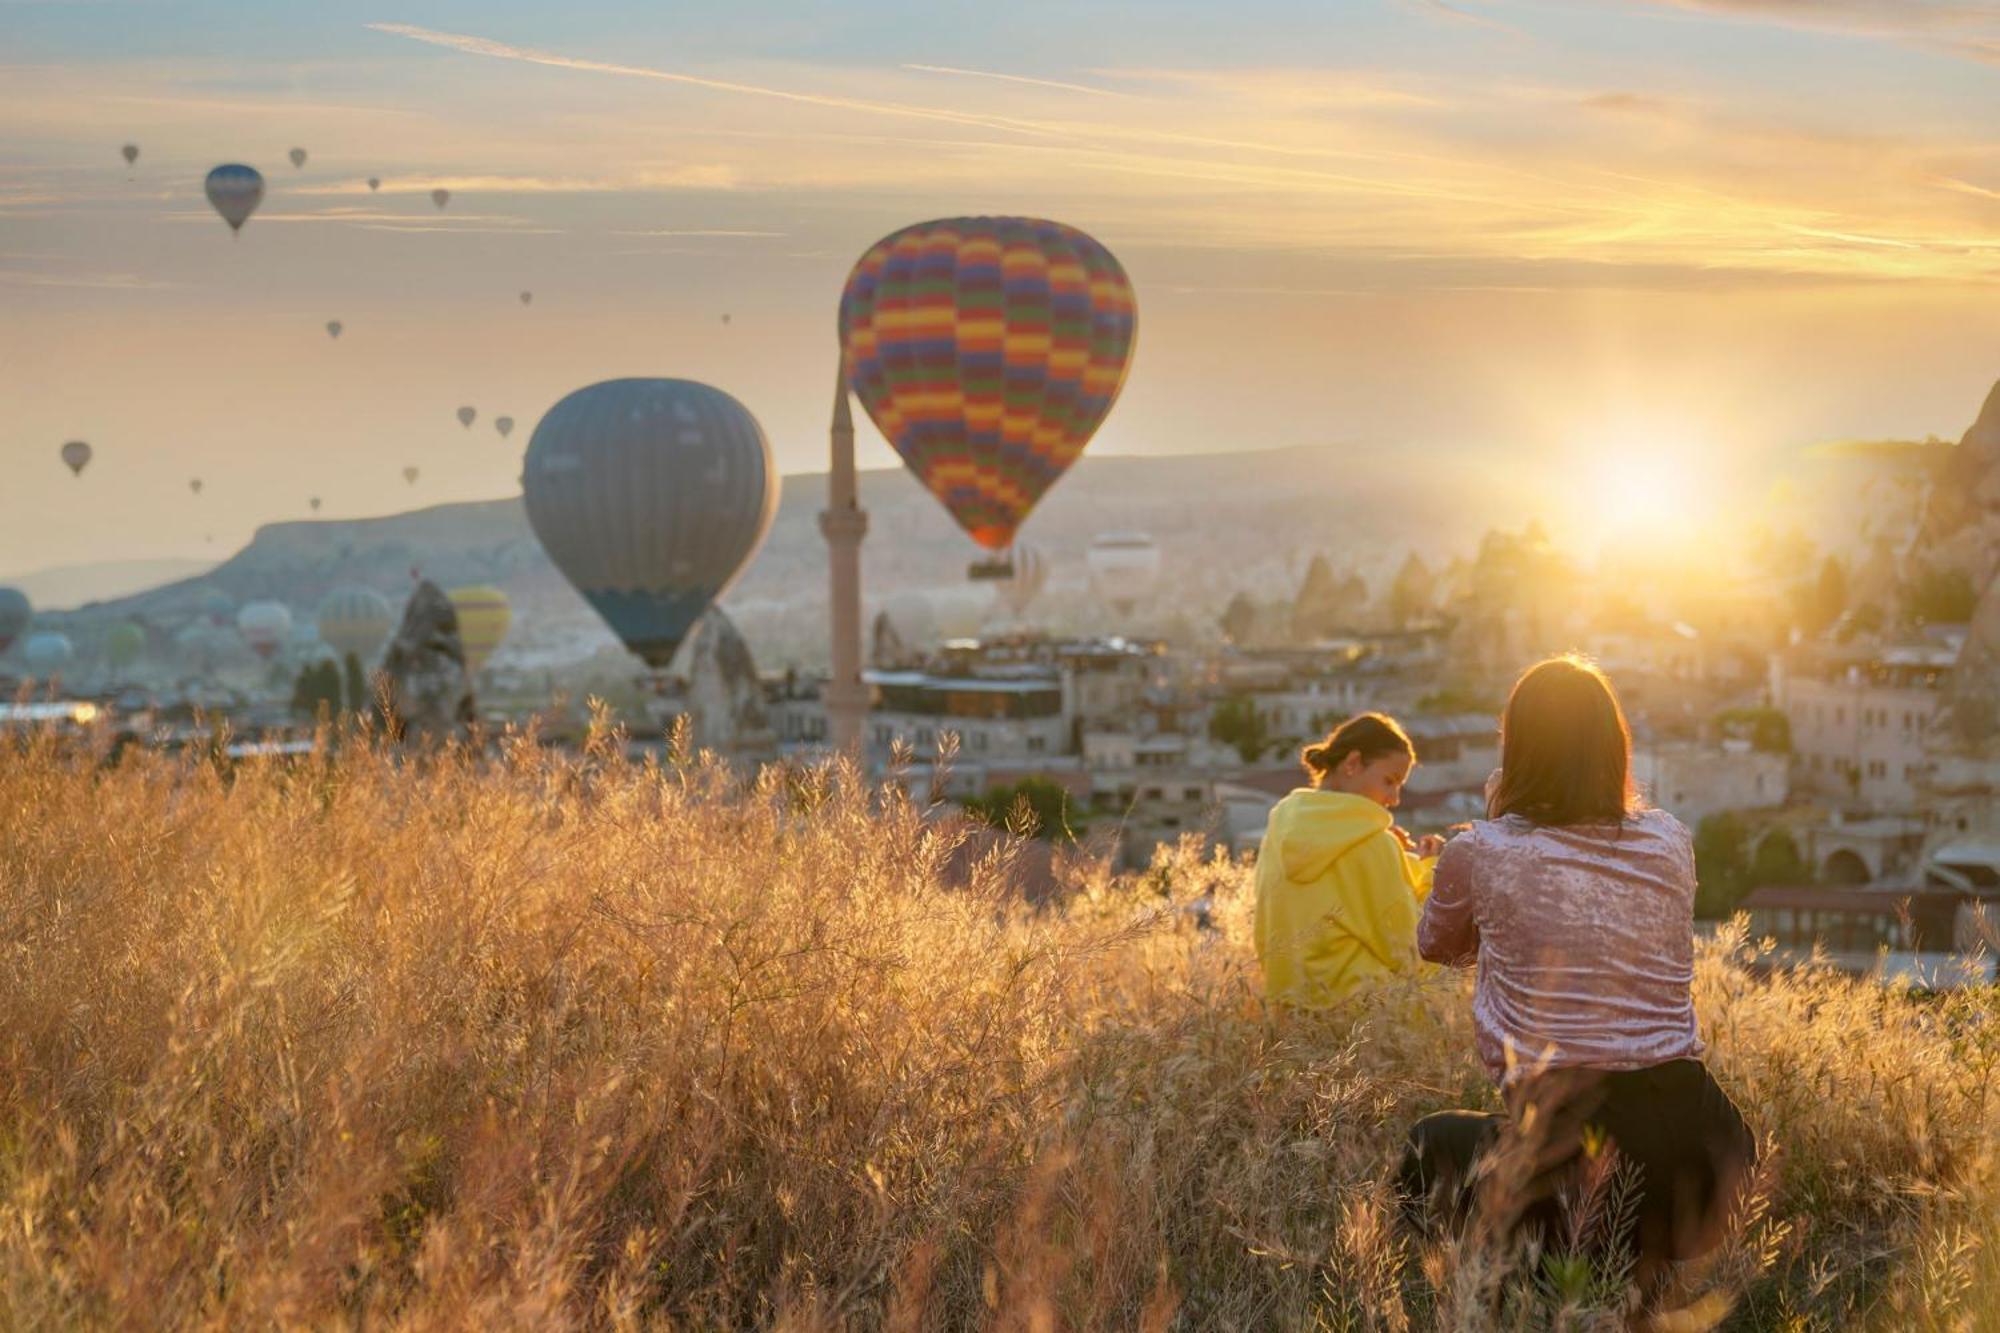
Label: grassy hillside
xmin=1 ymin=727 xmax=1994 ymax=1329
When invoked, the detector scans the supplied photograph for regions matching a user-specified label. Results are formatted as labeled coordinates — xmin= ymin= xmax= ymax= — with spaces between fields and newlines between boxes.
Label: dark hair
xmin=1489 ymin=656 xmax=1637 ymax=825
xmin=1301 ymin=712 xmax=1415 ymax=786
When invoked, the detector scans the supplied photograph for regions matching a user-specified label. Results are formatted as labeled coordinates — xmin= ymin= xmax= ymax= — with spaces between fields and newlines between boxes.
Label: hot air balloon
xmin=839 ymin=216 xmax=1137 ymax=552
xmin=204 ymin=164 xmax=264 ymax=234
xmin=721 ymin=313 xmax=732 ymax=326
xmin=60 ymin=440 xmax=91 ymax=476
xmin=189 ymin=478 xmax=202 ymax=496
xmin=519 ymin=290 xmax=533 ymax=306
xmin=288 ymin=147 xmax=308 ymax=169
xmin=447 ymin=586 xmax=511 ymax=672
xmin=494 ymin=416 xmax=514 ymax=439
xmin=105 ymin=622 xmax=146 ymax=671
xmin=993 ymin=544 xmax=1048 ymax=617
xmin=317 ymin=586 xmax=394 ymax=662
xmin=456 ymin=406 xmax=476 ymax=429
xmin=121 ymin=144 xmax=139 ymax=167
xmin=326 ymin=319 xmax=342 ymax=339
xmin=402 ymin=466 xmax=419 ymax=486
xmin=1088 ymin=532 xmax=1161 ymax=616
xmin=0 ymin=588 xmax=31 ymax=654
xmin=367 ymin=176 xmax=381 ymax=191
xmin=522 ymin=378 xmax=778 ymax=669
xmin=23 ymin=632 xmax=73 ymax=677
xmin=237 ymin=601 xmax=292 ymax=660
xmin=431 ymin=187 xmax=450 ymax=210
xmin=199 ymin=588 xmax=234 ymax=627
xmin=309 ymin=496 xmax=322 ymax=512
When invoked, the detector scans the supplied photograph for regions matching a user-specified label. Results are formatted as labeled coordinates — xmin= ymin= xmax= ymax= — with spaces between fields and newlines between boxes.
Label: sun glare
xmin=1588 ymin=447 xmax=1704 ymax=548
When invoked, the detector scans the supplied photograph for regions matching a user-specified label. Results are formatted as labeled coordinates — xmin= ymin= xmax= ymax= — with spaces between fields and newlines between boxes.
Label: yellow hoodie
xmin=1253 ymin=790 xmax=1435 ymax=1007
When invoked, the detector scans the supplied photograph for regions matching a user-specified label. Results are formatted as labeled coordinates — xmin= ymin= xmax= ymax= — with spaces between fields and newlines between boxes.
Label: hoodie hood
xmin=1270 ymin=790 xmax=1394 ymax=883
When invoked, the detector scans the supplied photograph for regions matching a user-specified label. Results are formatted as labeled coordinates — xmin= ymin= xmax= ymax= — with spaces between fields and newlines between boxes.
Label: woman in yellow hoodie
xmin=1254 ymin=712 xmax=1442 ymax=1006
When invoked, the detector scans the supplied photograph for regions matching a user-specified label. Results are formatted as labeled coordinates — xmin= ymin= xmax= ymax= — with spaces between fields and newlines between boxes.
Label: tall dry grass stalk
xmin=0 ymin=722 xmax=1994 ymax=1329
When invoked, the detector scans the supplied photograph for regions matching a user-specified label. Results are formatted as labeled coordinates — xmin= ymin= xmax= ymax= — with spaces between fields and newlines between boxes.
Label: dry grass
xmin=0 ymin=719 xmax=1995 ymax=1330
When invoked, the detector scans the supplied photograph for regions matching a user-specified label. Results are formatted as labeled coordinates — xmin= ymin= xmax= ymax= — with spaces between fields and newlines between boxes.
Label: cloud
xmin=291 ymin=168 xmax=739 ymax=196
xmin=1400 ymin=0 xmax=1526 ymax=35
xmin=900 ymin=64 xmax=1129 ymax=98
xmin=1618 ymin=0 xmax=2000 ymax=64
xmin=610 ymin=228 xmax=788 ymax=238
xmin=0 ymin=268 xmax=184 ymax=289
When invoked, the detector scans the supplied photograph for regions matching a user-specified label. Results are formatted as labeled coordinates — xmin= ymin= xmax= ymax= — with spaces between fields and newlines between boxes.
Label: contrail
xmin=366 ymin=23 xmax=1074 ymax=139
xmin=901 ymin=63 xmax=1128 ymax=98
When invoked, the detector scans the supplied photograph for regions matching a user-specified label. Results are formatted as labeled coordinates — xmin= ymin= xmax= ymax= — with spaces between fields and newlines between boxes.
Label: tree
xmin=344 ymin=652 xmax=369 ymax=715
xmin=962 ymin=777 xmax=1080 ymax=841
xmin=1219 ymin=592 xmax=1258 ymax=645
xmin=291 ymin=660 xmax=342 ymax=719
xmin=1904 ymin=565 xmax=1978 ymax=626
xmin=1693 ymin=812 xmax=1749 ymax=919
xmin=1748 ymin=830 xmax=1806 ymax=888
xmin=1714 ymin=706 xmax=1791 ymax=754
xmin=1208 ymin=692 xmax=1271 ymax=764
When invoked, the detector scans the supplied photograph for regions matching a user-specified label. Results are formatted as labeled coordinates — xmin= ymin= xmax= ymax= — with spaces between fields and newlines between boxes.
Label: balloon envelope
xmin=23 ymin=632 xmax=73 ymax=675
xmin=121 ymin=144 xmax=139 ymax=166
xmin=367 ymin=176 xmax=381 ymax=191
xmin=317 ymin=586 xmax=394 ymax=662
xmin=204 ymin=164 xmax=265 ymax=233
xmin=105 ymin=622 xmax=146 ymax=669
xmin=457 ymin=406 xmax=475 ymax=429
xmin=237 ymin=601 xmax=292 ymax=659
xmin=494 ymin=416 xmax=514 ymax=439
xmin=431 ymin=187 xmax=450 ymax=209
xmin=995 ymin=543 xmax=1049 ymax=617
xmin=519 ymin=290 xmax=532 ymax=305
xmin=199 ymin=588 xmax=234 ymax=626
xmin=1088 ymin=532 xmax=1161 ymax=615
xmin=0 ymin=587 xmax=31 ymax=653
xmin=447 ymin=586 xmax=511 ymax=672
xmin=310 ymin=496 xmax=322 ymax=511
xmin=840 ymin=216 xmax=1137 ymax=551
xmin=522 ymin=378 xmax=778 ymax=669
xmin=189 ymin=478 xmax=202 ymax=495
xmin=402 ymin=466 xmax=419 ymax=485
xmin=288 ymin=147 xmax=307 ymax=168
xmin=326 ymin=320 xmax=342 ymax=339
xmin=60 ymin=440 xmax=91 ymax=476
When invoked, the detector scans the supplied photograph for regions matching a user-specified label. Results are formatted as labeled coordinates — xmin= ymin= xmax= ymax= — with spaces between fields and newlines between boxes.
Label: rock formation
xmin=1913 ymin=380 xmax=2000 ymax=590
xmin=374 ymin=580 xmax=474 ymax=744
xmin=682 ymin=608 xmax=775 ymax=760
xmin=871 ymin=610 xmax=914 ymax=670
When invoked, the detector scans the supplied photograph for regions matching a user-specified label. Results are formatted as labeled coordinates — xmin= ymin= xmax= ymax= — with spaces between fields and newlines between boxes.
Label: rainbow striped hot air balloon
xmin=839 ymin=216 xmax=1137 ymax=552
xmin=446 ymin=585 xmax=511 ymax=673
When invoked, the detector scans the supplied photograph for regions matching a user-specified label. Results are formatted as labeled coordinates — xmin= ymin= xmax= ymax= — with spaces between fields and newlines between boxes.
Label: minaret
xmin=821 ymin=358 xmax=869 ymax=753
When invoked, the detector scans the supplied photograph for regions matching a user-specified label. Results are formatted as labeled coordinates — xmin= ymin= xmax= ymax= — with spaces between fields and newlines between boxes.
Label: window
xmin=1027 ymin=735 xmax=1045 ymax=754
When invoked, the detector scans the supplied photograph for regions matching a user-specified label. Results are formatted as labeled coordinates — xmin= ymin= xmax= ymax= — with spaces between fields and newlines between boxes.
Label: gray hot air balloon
xmin=0 ymin=587 xmax=31 ymax=654
xmin=367 ymin=176 xmax=381 ymax=191
xmin=326 ymin=319 xmax=343 ymax=339
xmin=309 ymin=495 xmax=322 ymax=512
xmin=60 ymin=440 xmax=91 ymax=476
xmin=189 ymin=477 xmax=203 ymax=495
xmin=402 ymin=466 xmax=419 ymax=486
xmin=288 ymin=147 xmax=308 ymax=169
xmin=519 ymin=290 xmax=533 ymax=306
xmin=204 ymin=164 xmax=264 ymax=234
xmin=237 ymin=601 xmax=291 ymax=660
xmin=457 ymin=406 xmax=476 ymax=429
xmin=121 ymin=143 xmax=139 ymax=166
xmin=23 ymin=631 xmax=74 ymax=676
xmin=431 ymin=187 xmax=450 ymax=210
xmin=317 ymin=586 xmax=395 ymax=662
xmin=522 ymin=378 xmax=778 ymax=669
xmin=494 ymin=416 xmax=514 ymax=439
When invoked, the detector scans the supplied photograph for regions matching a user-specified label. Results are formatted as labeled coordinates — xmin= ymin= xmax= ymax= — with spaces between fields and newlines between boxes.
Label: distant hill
xmin=38 ymin=443 xmax=1458 ymax=670
xmin=0 ymin=558 xmax=218 ymax=612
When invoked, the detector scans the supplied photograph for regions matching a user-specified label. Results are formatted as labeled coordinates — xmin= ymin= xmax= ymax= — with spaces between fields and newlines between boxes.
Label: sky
xmin=2 ymin=0 xmax=1997 ymax=574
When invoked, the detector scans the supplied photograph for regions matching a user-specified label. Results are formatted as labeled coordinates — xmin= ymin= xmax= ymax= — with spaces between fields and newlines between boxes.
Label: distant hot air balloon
xmin=447 ymin=586 xmax=511 ymax=672
xmin=431 ymin=187 xmax=450 ymax=210
xmin=60 ymin=440 xmax=91 ymax=476
xmin=1087 ymin=532 xmax=1161 ymax=616
xmin=23 ymin=632 xmax=73 ymax=677
xmin=721 ymin=313 xmax=731 ymax=326
xmin=199 ymin=588 xmax=234 ymax=627
xmin=367 ymin=176 xmax=381 ymax=191
xmin=237 ymin=601 xmax=292 ymax=660
xmin=288 ymin=147 xmax=307 ymax=169
xmin=189 ymin=478 xmax=203 ymax=496
xmin=317 ymin=586 xmax=395 ymax=662
xmin=121 ymin=144 xmax=139 ymax=167
xmin=994 ymin=543 xmax=1049 ymax=617
xmin=839 ymin=216 xmax=1137 ymax=552
xmin=494 ymin=416 xmax=514 ymax=439
xmin=105 ymin=621 xmax=146 ymax=671
xmin=204 ymin=164 xmax=265 ymax=234
xmin=326 ymin=319 xmax=342 ymax=339
xmin=522 ymin=378 xmax=778 ymax=669
xmin=309 ymin=496 xmax=322 ymax=512
xmin=457 ymin=406 xmax=476 ymax=429
xmin=402 ymin=466 xmax=419 ymax=486
xmin=519 ymin=290 xmax=532 ymax=306
xmin=0 ymin=587 xmax=31 ymax=654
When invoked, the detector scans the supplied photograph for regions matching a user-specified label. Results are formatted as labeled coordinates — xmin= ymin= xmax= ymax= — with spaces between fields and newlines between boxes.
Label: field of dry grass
xmin=2 ymin=720 xmax=1996 ymax=1330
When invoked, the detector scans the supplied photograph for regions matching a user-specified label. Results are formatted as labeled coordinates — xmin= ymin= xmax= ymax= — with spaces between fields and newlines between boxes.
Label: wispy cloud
xmin=901 ymin=63 xmax=1128 ymax=97
xmin=1400 ymin=0 xmax=1526 ymax=35
xmin=0 ymin=268 xmax=185 ymax=289
xmin=611 ymin=228 xmax=787 ymax=238
xmin=1620 ymin=0 xmax=2000 ymax=64
xmin=292 ymin=168 xmax=739 ymax=196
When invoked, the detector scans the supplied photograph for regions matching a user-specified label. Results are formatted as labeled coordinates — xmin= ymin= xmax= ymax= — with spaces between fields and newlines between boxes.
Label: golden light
xmin=1582 ymin=443 xmax=1710 ymax=552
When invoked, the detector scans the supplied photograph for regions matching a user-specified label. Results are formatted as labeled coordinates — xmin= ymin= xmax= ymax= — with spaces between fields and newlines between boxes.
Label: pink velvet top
xmin=1418 ymin=808 xmax=1703 ymax=1083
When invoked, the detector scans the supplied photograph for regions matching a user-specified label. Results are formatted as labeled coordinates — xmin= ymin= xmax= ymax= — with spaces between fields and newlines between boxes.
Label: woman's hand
xmin=1390 ymin=823 xmax=1416 ymax=851
xmin=1414 ymin=833 xmax=1446 ymax=858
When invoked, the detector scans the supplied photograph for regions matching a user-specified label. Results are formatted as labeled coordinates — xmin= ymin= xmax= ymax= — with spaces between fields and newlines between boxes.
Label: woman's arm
xmin=1417 ymin=834 xmax=1480 ymax=966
